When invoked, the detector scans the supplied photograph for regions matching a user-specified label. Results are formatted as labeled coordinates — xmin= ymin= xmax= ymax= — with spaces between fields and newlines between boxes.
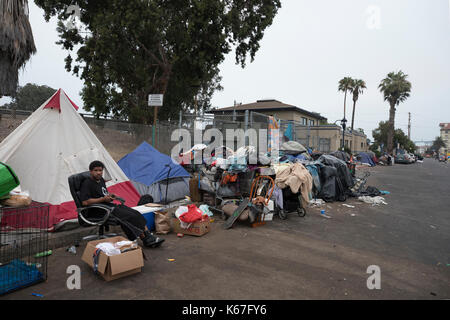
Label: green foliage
xmin=342 ymin=146 xmax=351 ymax=154
xmin=338 ymin=77 xmax=353 ymax=94
xmin=378 ymin=71 xmax=411 ymax=107
xmin=34 ymin=0 xmax=281 ymax=123
xmin=372 ymin=121 xmax=416 ymax=153
xmin=349 ymin=79 xmax=367 ymax=101
xmin=378 ymin=70 xmax=412 ymax=153
xmin=431 ymin=136 xmax=446 ymax=151
xmin=0 ymin=83 xmax=56 ymax=110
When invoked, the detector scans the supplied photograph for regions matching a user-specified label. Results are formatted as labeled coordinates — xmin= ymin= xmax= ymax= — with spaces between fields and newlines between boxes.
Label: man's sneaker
xmin=142 ymin=230 xmax=165 ymax=248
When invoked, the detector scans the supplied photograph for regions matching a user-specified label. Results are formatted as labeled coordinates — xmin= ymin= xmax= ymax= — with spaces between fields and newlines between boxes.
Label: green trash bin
xmin=0 ymin=162 xmax=20 ymax=198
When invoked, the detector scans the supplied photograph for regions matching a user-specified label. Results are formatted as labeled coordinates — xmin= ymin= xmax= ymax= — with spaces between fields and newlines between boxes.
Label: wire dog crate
xmin=0 ymin=202 xmax=50 ymax=295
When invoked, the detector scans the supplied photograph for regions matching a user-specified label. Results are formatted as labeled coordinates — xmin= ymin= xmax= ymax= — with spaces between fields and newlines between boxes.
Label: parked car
xmin=438 ymin=155 xmax=447 ymax=162
xmin=395 ymin=154 xmax=410 ymax=164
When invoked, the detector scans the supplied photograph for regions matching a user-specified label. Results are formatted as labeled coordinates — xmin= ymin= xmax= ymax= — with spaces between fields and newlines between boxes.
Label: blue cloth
xmin=0 ymin=260 xmax=43 ymax=295
xmin=284 ymin=123 xmax=293 ymax=141
xmin=118 ymin=142 xmax=189 ymax=186
xmin=305 ymin=164 xmax=321 ymax=193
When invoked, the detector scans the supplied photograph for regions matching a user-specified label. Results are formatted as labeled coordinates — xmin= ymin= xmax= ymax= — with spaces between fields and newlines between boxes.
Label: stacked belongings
xmin=279 ymin=141 xmax=312 ymax=162
xmin=330 ymin=151 xmax=351 ymax=162
xmin=315 ymin=154 xmax=355 ymax=202
xmin=330 ymin=150 xmax=355 ymax=177
xmin=222 ymin=175 xmax=275 ymax=229
xmin=273 ymin=162 xmax=312 ymax=218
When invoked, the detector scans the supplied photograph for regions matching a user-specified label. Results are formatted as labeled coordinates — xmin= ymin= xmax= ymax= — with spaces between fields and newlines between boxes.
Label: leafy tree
xmin=338 ymin=76 xmax=353 ymax=121
xmin=378 ymin=71 xmax=412 ymax=153
xmin=372 ymin=121 xmax=416 ymax=153
xmin=2 ymin=83 xmax=57 ymax=111
xmin=0 ymin=0 xmax=36 ymax=97
xmin=34 ymin=0 xmax=282 ymax=124
xmin=349 ymin=78 xmax=366 ymax=132
xmin=431 ymin=136 xmax=446 ymax=151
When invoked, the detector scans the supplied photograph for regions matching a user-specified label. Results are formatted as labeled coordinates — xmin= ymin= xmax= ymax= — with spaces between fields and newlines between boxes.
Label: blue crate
xmin=142 ymin=212 xmax=155 ymax=231
xmin=0 ymin=260 xmax=44 ymax=295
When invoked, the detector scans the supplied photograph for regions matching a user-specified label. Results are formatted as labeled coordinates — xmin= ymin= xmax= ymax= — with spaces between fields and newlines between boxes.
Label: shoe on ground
xmin=142 ymin=231 xmax=165 ymax=248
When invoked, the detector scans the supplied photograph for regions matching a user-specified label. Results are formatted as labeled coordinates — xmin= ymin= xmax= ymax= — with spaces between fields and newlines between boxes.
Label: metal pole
xmin=244 ymin=110 xmax=249 ymax=146
xmin=408 ymin=112 xmax=411 ymax=140
xmin=307 ymin=123 xmax=310 ymax=148
xmin=341 ymin=118 xmax=347 ymax=151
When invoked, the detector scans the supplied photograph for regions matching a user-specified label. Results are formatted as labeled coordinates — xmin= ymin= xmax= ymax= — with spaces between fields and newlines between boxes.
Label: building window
xmin=302 ymin=117 xmax=307 ymax=125
xmin=361 ymin=142 xmax=364 ymax=149
xmin=309 ymin=119 xmax=315 ymax=126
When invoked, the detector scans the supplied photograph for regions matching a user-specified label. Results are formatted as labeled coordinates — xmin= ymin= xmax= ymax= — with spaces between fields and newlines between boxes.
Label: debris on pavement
xmin=320 ymin=210 xmax=332 ymax=219
xmin=31 ymin=293 xmax=44 ymax=298
xmin=308 ymin=199 xmax=325 ymax=207
xmin=358 ymin=196 xmax=387 ymax=205
xmin=66 ymin=246 xmax=77 ymax=254
xmin=34 ymin=250 xmax=52 ymax=258
xmin=342 ymin=204 xmax=355 ymax=208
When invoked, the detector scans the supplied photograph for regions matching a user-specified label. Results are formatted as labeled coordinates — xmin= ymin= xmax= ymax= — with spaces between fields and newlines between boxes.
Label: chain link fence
xmin=2 ymin=107 xmax=364 ymax=159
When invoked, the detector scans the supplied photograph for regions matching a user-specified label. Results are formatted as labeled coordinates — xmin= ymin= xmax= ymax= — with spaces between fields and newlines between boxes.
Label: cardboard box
xmin=171 ymin=218 xmax=210 ymax=236
xmin=81 ymin=236 xmax=144 ymax=281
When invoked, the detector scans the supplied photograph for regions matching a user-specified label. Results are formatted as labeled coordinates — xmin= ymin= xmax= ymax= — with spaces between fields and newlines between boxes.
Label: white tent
xmin=0 ymin=89 xmax=140 ymax=231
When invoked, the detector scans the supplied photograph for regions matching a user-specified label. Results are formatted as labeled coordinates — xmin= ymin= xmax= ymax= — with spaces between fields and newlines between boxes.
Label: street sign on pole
xmin=148 ymin=94 xmax=163 ymax=107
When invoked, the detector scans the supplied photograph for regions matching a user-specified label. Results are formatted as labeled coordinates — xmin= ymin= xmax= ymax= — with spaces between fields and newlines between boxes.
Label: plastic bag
xmin=1 ymin=193 xmax=32 ymax=207
xmin=155 ymin=211 xmax=171 ymax=234
xmin=179 ymin=204 xmax=203 ymax=223
xmin=199 ymin=204 xmax=213 ymax=217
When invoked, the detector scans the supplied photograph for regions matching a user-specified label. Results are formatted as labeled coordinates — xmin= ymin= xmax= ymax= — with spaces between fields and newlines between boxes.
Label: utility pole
xmin=408 ymin=112 xmax=411 ymax=140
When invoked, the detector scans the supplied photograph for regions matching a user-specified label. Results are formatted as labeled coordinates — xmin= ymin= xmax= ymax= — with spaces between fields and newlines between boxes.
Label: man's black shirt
xmin=80 ymin=177 xmax=109 ymax=203
xmin=79 ymin=177 xmax=114 ymax=218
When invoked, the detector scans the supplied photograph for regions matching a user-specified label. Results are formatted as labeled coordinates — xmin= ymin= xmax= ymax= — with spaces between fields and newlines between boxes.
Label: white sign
xmin=148 ymin=94 xmax=164 ymax=107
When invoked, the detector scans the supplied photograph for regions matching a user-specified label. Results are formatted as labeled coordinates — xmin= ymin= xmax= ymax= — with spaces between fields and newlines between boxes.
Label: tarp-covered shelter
xmin=356 ymin=152 xmax=376 ymax=167
xmin=118 ymin=142 xmax=190 ymax=203
xmin=330 ymin=151 xmax=351 ymax=162
xmin=315 ymin=154 xmax=355 ymax=202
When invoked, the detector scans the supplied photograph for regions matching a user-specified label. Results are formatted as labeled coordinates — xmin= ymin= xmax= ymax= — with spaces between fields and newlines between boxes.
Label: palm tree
xmin=378 ymin=71 xmax=412 ymax=154
xmin=338 ymin=77 xmax=353 ymax=120
xmin=349 ymin=79 xmax=366 ymax=132
xmin=0 ymin=0 xmax=36 ymax=97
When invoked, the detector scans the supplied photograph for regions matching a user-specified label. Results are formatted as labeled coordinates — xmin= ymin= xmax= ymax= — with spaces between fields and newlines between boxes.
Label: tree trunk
xmin=351 ymin=98 xmax=357 ymax=131
xmin=387 ymin=102 xmax=396 ymax=154
xmin=343 ymin=90 xmax=347 ymax=119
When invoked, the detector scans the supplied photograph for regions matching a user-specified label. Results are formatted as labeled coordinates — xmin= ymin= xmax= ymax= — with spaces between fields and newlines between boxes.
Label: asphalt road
xmin=2 ymin=158 xmax=449 ymax=300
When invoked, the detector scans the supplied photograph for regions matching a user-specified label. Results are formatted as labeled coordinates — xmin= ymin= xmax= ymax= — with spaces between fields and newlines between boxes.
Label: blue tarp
xmin=118 ymin=142 xmax=189 ymax=186
xmin=358 ymin=152 xmax=376 ymax=167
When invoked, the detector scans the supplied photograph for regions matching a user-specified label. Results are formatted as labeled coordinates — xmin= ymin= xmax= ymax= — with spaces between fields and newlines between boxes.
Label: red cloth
xmin=179 ymin=204 xmax=203 ymax=223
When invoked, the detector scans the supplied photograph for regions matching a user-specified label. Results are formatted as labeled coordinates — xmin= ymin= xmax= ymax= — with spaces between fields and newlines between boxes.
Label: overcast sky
xmin=2 ymin=0 xmax=449 ymax=142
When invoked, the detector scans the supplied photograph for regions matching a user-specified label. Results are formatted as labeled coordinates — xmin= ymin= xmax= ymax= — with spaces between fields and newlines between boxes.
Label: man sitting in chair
xmin=80 ymin=160 xmax=164 ymax=248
